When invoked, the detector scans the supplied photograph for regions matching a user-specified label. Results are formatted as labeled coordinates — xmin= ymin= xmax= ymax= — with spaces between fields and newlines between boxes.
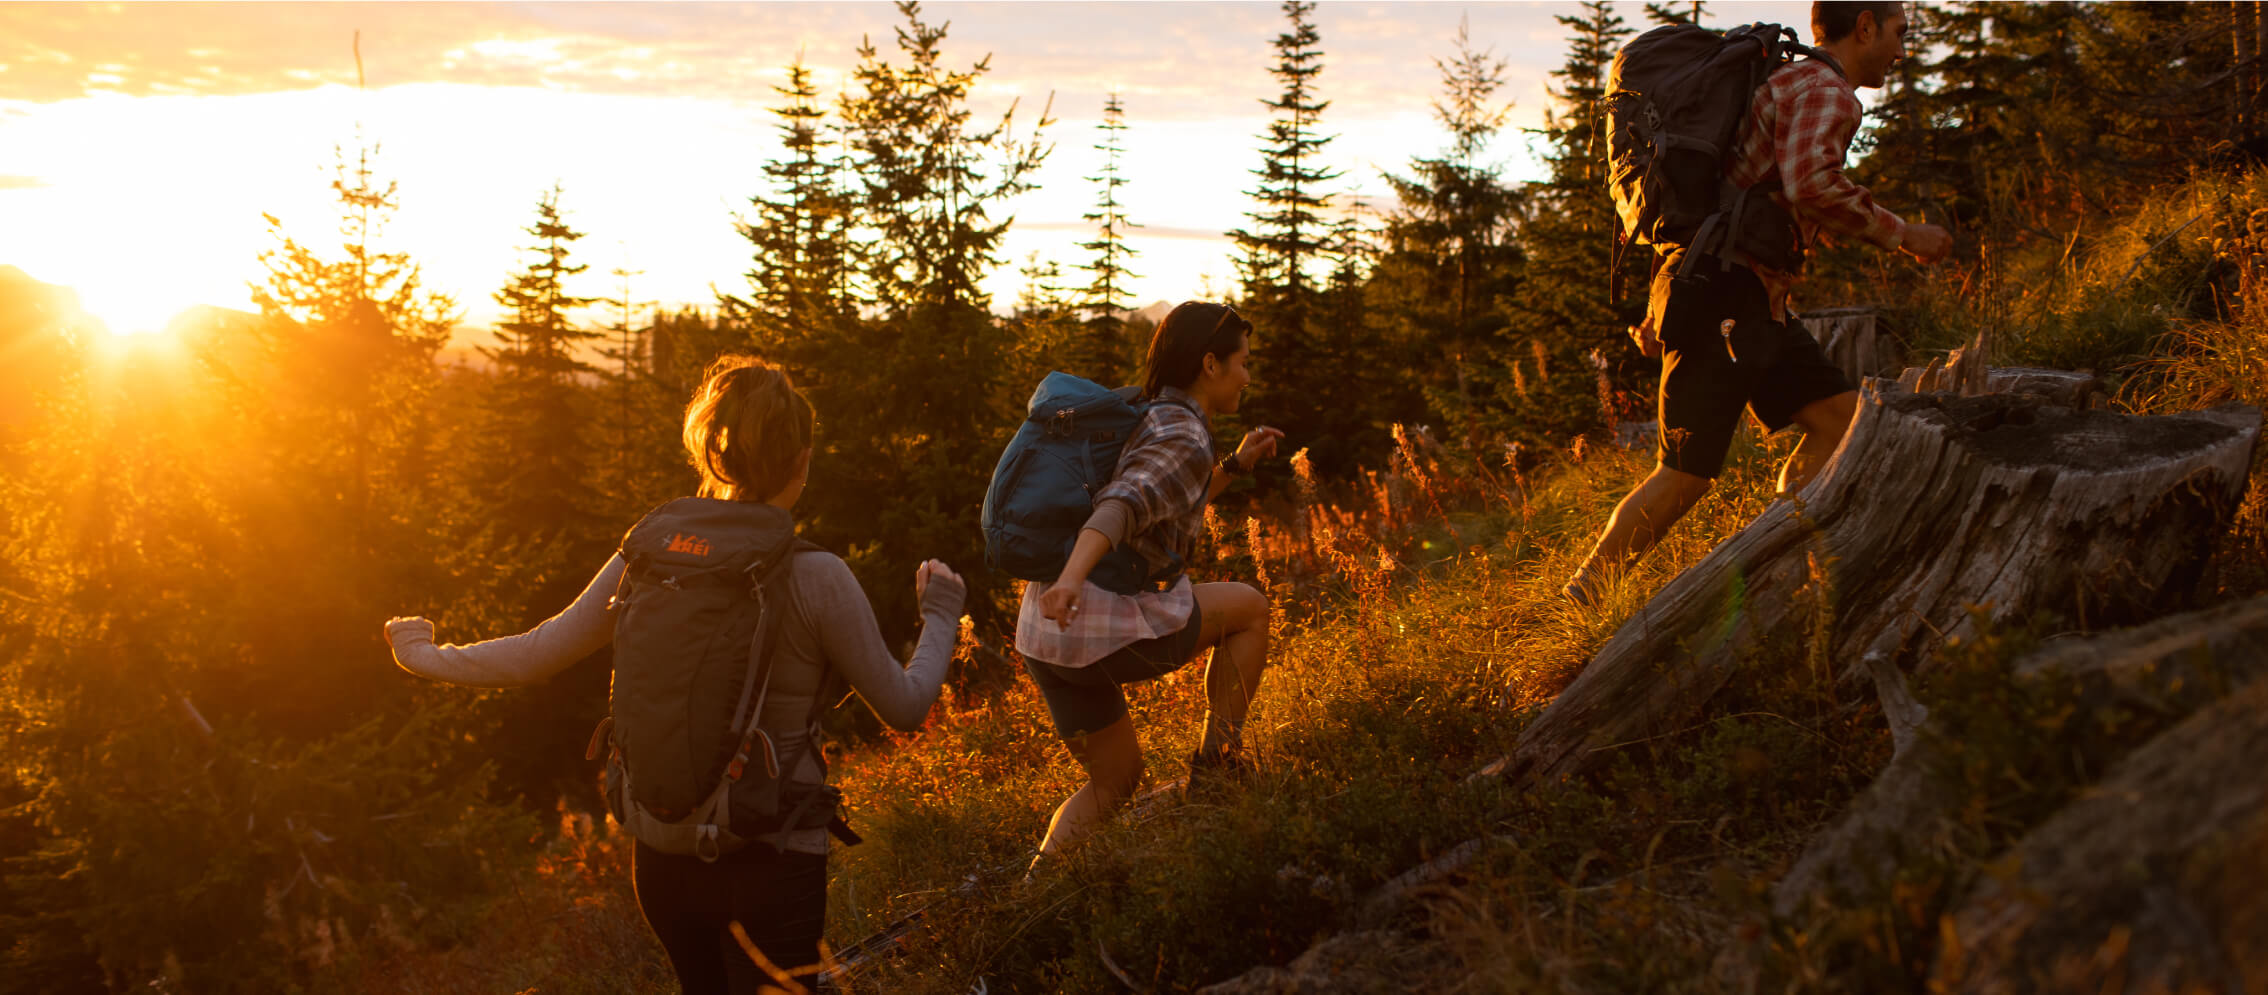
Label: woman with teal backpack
xmin=385 ymin=355 xmax=964 ymax=994
xmin=1019 ymin=300 xmax=1285 ymax=866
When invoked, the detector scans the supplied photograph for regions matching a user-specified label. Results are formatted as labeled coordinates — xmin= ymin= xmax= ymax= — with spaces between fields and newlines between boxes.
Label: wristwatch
xmin=1217 ymin=452 xmax=1249 ymax=477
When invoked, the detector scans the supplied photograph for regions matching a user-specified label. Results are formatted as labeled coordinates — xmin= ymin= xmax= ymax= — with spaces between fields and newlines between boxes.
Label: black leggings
xmin=631 ymin=840 xmax=828 ymax=994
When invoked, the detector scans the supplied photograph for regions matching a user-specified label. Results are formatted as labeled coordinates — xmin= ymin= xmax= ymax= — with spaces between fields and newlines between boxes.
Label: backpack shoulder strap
xmin=717 ymin=534 xmax=806 ymax=783
xmin=757 ymin=543 xmax=853 ymax=845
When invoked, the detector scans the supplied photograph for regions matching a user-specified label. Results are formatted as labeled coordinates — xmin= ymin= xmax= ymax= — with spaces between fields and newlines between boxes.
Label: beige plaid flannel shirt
xmin=1015 ymin=387 xmax=1213 ymax=668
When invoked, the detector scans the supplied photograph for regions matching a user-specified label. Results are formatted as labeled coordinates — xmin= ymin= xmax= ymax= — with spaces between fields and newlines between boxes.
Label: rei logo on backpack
xmin=982 ymin=371 xmax=1191 ymax=595
xmin=589 ymin=498 xmax=839 ymax=862
xmin=1606 ymin=22 xmax=1823 ymax=285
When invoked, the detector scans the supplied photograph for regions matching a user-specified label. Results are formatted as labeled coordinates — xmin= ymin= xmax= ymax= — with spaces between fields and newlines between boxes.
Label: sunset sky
xmin=0 ymin=1 xmax=1812 ymax=343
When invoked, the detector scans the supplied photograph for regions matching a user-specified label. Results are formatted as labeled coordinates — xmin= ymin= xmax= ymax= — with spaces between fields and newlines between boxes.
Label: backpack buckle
xmin=1047 ymin=408 xmax=1075 ymax=437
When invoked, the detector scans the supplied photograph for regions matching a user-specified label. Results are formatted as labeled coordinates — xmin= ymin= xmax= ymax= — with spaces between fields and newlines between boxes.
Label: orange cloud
xmin=0 ymin=2 xmax=869 ymax=101
xmin=0 ymin=2 xmax=1575 ymax=125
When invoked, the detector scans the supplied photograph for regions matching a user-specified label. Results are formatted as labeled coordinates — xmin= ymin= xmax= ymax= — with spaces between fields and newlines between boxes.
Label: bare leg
xmin=1567 ymin=463 xmax=1715 ymax=600
xmin=1037 ymin=716 xmax=1142 ymax=856
xmin=1190 ymin=582 xmax=1270 ymax=757
xmin=1777 ymin=390 xmax=1859 ymax=497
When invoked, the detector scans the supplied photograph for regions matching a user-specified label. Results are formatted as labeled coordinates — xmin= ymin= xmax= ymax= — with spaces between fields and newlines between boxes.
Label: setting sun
xmin=74 ymin=277 xmax=220 ymax=337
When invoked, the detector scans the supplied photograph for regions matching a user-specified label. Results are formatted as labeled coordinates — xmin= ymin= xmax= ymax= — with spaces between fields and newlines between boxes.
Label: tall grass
xmin=813 ymin=422 xmax=1892 ymax=993
xmin=353 ymin=171 xmax=2268 ymax=994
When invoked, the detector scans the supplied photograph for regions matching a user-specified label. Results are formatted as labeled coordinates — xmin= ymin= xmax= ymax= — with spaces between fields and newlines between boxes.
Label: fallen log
xmin=1495 ymin=386 xmax=2259 ymax=789
xmin=1929 ymin=670 xmax=2268 ymax=994
xmin=1772 ymin=594 xmax=2268 ymax=919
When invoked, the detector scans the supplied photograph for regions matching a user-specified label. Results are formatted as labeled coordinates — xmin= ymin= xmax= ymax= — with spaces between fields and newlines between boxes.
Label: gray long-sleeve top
xmin=388 ymin=549 xmax=964 ymax=853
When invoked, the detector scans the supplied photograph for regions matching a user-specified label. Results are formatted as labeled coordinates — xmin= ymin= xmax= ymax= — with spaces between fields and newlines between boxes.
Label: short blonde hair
xmin=681 ymin=355 xmax=814 ymax=501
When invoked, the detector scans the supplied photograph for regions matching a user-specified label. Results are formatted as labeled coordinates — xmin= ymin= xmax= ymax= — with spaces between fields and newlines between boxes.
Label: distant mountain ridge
xmin=0 ymin=266 xmax=90 ymax=427
xmin=1132 ymin=299 xmax=1175 ymax=325
xmin=0 ymin=266 xmax=1182 ymax=380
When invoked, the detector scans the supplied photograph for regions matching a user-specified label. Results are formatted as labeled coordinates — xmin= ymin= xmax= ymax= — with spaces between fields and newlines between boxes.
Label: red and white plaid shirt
xmin=1729 ymin=57 xmax=1905 ymax=313
xmin=1015 ymin=387 xmax=1213 ymax=668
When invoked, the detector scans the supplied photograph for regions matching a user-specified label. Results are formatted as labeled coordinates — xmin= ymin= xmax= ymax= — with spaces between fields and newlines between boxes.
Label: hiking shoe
xmin=1184 ymin=748 xmax=1249 ymax=795
xmin=1561 ymin=572 xmax=1599 ymax=607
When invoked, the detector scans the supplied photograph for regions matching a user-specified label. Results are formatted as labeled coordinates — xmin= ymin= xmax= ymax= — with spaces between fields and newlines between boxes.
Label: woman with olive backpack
xmin=386 ymin=355 xmax=962 ymax=994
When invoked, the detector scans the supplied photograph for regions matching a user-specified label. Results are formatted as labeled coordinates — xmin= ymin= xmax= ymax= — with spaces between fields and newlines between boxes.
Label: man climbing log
xmin=1566 ymin=1 xmax=1955 ymax=606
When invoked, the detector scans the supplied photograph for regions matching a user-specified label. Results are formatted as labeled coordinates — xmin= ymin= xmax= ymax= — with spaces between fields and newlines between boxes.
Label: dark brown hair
xmin=681 ymin=355 xmax=815 ymax=501
xmin=1141 ymin=301 xmax=1252 ymax=399
xmin=1812 ymin=1 xmax=1901 ymax=43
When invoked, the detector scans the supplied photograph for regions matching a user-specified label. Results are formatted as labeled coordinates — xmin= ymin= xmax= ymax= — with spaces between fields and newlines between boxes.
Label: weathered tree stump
xmin=1897 ymin=363 xmax=2101 ymax=408
xmin=1496 ymin=386 xmax=2260 ymax=789
xmin=1929 ymin=670 xmax=2268 ymax=994
xmin=1773 ymin=595 xmax=2268 ymax=919
xmin=1798 ymin=307 xmax=1904 ymax=386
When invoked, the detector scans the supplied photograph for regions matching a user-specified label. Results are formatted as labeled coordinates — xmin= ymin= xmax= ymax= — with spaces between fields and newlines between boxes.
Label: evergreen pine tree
xmin=1228 ymin=0 xmax=1405 ymax=475
xmin=248 ymin=139 xmax=458 ymax=565
xmin=1076 ymin=91 xmax=1141 ymax=385
xmin=594 ymin=262 xmax=689 ymax=519
xmin=839 ymin=2 xmax=1051 ymax=311
xmin=598 ymin=260 xmax=646 ymax=502
xmin=1483 ymin=0 xmax=1645 ymax=451
xmin=479 ymin=184 xmax=603 ymax=540
xmin=1375 ymin=17 xmax=1525 ymax=448
xmin=816 ymin=0 xmax=1053 ymax=639
xmin=1004 ymin=252 xmax=1086 ymax=402
xmin=724 ymin=55 xmax=859 ymax=373
xmin=1229 ymin=0 xmax=1342 ymax=324
xmin=1643 ymin=0 xmax=1708 ymax=26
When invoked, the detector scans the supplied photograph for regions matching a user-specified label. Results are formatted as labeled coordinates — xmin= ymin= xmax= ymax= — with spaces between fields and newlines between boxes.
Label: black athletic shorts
xmin=1653 ymin=252 xmax=1854 ymax=479
xmin=1022 ymin=598 xmax=1205 ymax=739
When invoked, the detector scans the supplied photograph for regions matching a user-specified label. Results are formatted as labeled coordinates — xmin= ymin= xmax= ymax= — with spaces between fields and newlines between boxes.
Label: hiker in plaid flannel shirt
xmin=1014 ymin=301 xmax=1286 ymax=868
xmin=1566 ymin=1 xmax=1954 ymax=606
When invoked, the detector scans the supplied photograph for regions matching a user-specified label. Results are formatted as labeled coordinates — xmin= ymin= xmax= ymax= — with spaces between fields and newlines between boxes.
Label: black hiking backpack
xmin=589 ymin=497 xmax=843 ymax=861
xmin=1605 ymin=22 xmax=1824 ymax=289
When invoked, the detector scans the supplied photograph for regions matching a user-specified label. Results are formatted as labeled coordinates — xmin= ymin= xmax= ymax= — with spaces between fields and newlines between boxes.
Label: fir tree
xmin=1484 ymin=0 xmax=1644 ymax=451
xmin=724 ymin=55 xmax=859 ymax=373
xmin=598 ymin=259 xmax=645 ymax=501
xmin=1005 ymin=252 xmax=1087 ymax=399
xmin=486 ymin=185 xmax=602 ymax=377
xmin=1540 ymin=0 xmax=1626 ymax=198
xmin=1076 ymin=91 xmax=1141 ymax=384
xmin=1228 ymin=0 xmax=1405 ymax=475
xmin=594 ymin=262 xmax=690 ymax=519
xmin=247 ymin=139 xmax=458 ymax=559
xmin=479 ymin=184 xmax=603 ymax=540
xmin=251 ymin=139 xmax=455 ymax=357
xmin=1229 ymin=0 xmax=1343 ymax=321
xmin=838 ymin=1 xmax=1052 ymax=311
xmin=1643 ymin=0 xmax=1708 ymax=26
xmin=472 ymin=186 xmax=617 ymax=811
xmin=1376 ymin=16 xmax=1525 ymax=447
xmin=810 ymin=0 xmax=1054 ymax=640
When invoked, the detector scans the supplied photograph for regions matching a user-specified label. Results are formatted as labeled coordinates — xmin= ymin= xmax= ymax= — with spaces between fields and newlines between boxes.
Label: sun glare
xmin=64 ymin=266 xmax=235 ymax=338
xmin=85 ymin=296 xmax=181 ymax=337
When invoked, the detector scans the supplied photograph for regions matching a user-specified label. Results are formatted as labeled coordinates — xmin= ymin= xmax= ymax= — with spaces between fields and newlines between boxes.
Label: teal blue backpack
xmin=982 ymin=372 xmax=1189 ymax=594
